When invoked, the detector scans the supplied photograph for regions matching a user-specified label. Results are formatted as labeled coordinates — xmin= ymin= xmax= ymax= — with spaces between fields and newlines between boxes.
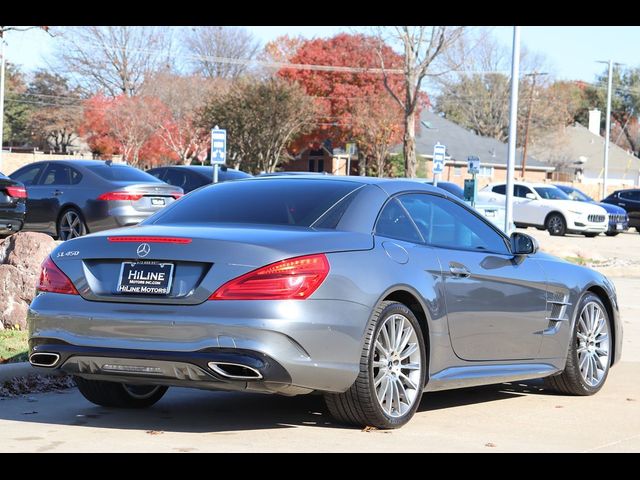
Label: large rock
xmin=3 ymin=232 xmax=57 ymax=272
xmin=0 ymin=232 xmax=57 ymax=330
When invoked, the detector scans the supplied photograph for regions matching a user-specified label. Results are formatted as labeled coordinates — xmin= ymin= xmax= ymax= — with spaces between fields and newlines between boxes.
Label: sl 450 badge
xmin=56 ymin=250 xmax=80 ymax=258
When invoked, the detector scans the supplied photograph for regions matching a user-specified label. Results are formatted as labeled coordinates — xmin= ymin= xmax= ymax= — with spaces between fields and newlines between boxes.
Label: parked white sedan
xmin=479 ymin=182 xmax=608 ymax=236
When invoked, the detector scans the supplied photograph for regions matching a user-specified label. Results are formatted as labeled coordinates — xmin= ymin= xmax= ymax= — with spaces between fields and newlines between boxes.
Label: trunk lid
xmin=50 ymin=224 xmax=373 ymax=304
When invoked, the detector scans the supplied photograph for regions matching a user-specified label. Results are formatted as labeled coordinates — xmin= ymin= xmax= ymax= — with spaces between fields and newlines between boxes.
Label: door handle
xmin=619 ymin=203 xmax=626 ymax=207
xmin=449 ymin=263 xmax=471 ymax=278
xmin=52 ymin=190 xmax=63 ymax=196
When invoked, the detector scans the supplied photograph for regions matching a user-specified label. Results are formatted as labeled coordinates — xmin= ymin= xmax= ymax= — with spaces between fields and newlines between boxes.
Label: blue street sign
xmin=211 ymin=128 xmax=227 ymax=165
xmin=467 ymin=155 xmax=480 ymax=175
xmin=433 ymin=143 xmax=446 ymax=174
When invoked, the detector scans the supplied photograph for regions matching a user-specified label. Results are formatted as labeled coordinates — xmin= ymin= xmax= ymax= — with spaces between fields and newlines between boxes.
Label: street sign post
xmin=345 ymin=142 xmax=356 ymax=176
xmin=211 ymin=126 xmax=227 ymax=184
xmin=432 ymin=143 xmax=446 ymax=187
xmin=467 ymin=155 xmax=480 ymax=207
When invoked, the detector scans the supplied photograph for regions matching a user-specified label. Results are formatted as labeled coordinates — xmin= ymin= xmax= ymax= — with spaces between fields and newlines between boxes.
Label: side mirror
xmin=525 ymin=193 xmax=536 ymax=200
xmin=510 ymin=232 xmax=538 ymax=255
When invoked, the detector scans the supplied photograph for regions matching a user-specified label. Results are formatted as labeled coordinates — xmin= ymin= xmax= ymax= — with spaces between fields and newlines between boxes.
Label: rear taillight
xmin=97 ymin=191 xmax=143 ymax=201
xmin=5 ymin=186 xmax=27 ymax=198
xmin=172 ymin=193 xmax=184 ymax=200
xmin=210 ymin=254 xmax=330 ymax=301
xmin=38 ymin=257 xmax=78 ymax=295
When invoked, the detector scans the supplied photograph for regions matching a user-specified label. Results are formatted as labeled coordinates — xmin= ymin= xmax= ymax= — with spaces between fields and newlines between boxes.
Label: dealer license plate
xmin=117 ymin=261 xmax=174 ymax=295
xmin=616 ymin=223 xmax=623 ymax=231
xmin=151 ymin=197 xmax=166 ymax=206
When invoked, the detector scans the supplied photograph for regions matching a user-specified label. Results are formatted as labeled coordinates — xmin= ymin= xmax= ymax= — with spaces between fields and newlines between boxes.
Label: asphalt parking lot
xmin=1 ymin=230 xmax=639 ymax=452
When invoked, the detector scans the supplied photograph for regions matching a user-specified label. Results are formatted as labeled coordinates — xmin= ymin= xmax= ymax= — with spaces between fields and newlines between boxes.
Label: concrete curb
xmin=0 ymin=361 xmax=63 ymax=383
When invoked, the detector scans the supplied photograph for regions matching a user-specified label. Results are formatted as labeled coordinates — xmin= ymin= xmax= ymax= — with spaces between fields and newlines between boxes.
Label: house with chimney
xmin=393 ymin=110 xmax=554 ymax=189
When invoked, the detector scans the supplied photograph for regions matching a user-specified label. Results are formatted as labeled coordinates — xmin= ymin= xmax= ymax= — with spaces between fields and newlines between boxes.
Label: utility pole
xmin=520 ymin=71 xmax=547 ymax=179
xmin=0 ymin=34 xmax=6 ymax=171
xmin=505 ymin=26 xmax=521 ymax=235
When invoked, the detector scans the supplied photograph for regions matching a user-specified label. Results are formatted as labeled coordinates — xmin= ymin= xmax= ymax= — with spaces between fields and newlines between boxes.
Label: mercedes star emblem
xmin=136 ymin=243 xmax=151 ymax=258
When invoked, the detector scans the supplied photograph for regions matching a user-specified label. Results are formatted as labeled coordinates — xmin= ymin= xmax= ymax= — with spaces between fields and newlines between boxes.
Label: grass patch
xmin=564 ymin=256 xmax=605 ymax=266
xmin=0 ymin=329 xmax=29 ymax=364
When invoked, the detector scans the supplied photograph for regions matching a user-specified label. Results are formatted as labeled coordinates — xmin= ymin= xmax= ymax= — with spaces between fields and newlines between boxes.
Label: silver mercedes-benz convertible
xmin=28 ymin=176 xmax=622 ymax=429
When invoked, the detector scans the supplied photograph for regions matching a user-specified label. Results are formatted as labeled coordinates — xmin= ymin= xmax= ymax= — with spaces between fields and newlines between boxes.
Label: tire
xmin=536 ymin=227 xmax=546 ymax=231
xmin=75 ymin=377 xmax=168 ymax=408
xmin=544 ymin=293 xmax=612 ymax=396
xmin=636 ymin=227 xmax=640 ymax=234
xmin=605 ymin=232 xmax=619 ymax=237
xmin=546 ymin=213 xmax=567 ymax=236
xmin=57 ymin=208 xmax=88 ymax=241
xmin=324 ymin=301 xmax=427 ymax=429
xmin=584 ymin=233 xmax=599 ymax=238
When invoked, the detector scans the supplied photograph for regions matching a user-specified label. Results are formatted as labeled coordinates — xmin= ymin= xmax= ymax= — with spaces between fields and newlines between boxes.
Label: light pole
xmin=0 ymin=36 xmax=6 ymax=171
xmin=505 ymin=26 xmax=521 ymax=235
xmin=595 ymin=60 xmax=625 ymax=198
xmin=521 ymin=71 xmax=547 ymax=179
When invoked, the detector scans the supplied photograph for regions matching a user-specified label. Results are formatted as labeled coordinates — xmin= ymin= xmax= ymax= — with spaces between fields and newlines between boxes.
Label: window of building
xmin=478 ymin=166 xmax=494 ymax=177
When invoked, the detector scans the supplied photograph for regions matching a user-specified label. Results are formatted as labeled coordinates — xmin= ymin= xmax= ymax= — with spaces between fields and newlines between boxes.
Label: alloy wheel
xmin=576 ymin=301 xmax=610 ymax=387
xmin=373 ymin=314 xmax=422 ymax=418
xmin=548 ymin=216 xmax=563 ymax=235
xmin=59 ymin=211 xmax=84 ymax=240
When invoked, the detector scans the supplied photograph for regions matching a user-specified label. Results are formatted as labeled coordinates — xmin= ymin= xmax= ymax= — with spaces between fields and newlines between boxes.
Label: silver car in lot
xmin=9 ymin=160 xmax=183 ymax=240
xmin=28 ymin=176 xmax=622 ymax=429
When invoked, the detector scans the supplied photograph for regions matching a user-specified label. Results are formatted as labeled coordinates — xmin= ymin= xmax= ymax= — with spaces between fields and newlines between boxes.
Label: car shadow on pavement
xmin=0 ymin=378 xmax=556 ymax=433
xmin=418 ymin=378 xmax=554 ymax=412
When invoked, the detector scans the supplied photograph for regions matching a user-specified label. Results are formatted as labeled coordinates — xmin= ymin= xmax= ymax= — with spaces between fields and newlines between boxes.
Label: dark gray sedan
xmin=10 ymin=160 xmax=183 ymax=240
xmin=28 ymin=176 xmax=622 ymax=429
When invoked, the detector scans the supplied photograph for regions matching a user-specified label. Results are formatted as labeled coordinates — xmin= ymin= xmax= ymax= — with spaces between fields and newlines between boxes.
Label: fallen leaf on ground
xmin=146 ymin=430 xmax=164 ymax=435
xmin=485 ymin=442 xmax=497 ymax=448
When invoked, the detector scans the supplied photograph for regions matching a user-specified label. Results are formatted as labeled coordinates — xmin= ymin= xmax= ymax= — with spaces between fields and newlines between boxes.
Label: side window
xmin=514 ymin=185 xmax=533 ymax=198
xmin=620 ymin=190 xmax=640 ymax=201
xmin=399 ymin=193 xmax=509 ymax=254
xmin=375 ymin=198 xmax=422 ymax=243
xmin=492 ymin=184 xmax=506 ymax=195
xmin=41 ymin=164 xmax=72 ymax=186
xmin=69 ymin=168 xmax=82 ymax=185
xmin=11 ymin=164 xmax=43 ymax=186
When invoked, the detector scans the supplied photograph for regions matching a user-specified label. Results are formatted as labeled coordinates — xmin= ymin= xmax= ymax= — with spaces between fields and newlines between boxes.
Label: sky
xmin=3 ymin=26 xmax=639 ymax=83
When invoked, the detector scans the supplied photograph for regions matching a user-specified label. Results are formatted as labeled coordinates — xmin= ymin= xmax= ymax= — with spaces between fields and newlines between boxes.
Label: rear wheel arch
xmin=378 ymin=288 xmax=431 ymax=358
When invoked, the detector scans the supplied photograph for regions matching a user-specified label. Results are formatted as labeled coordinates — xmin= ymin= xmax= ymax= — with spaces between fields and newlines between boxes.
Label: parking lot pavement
xmin=1 ymin=274 xmax=638 ymax=453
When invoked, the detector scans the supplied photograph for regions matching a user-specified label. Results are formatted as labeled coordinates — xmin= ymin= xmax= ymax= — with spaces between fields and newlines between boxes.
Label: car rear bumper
xmin=83 ymin=202 xmax=174 ymax=232
xmin=27 ymin=292 xmax=372 ymax=394
xmin=0 ymin=205 xmax=26 ymax=234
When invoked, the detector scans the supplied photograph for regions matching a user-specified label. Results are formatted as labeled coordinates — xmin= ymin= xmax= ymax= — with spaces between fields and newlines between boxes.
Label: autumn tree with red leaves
xmin=80 ymin=94 xmax=177 ymax=167
xmin=351 ymin=95 xmax=404 ymax=177
xmin=79 ymin=95 xmax=121 ymax=158
xmin=277 ymin=33 xmax=405 ymax=154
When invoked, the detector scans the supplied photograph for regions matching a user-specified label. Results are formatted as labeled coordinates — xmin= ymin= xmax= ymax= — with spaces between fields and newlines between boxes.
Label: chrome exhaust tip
xmin=29 ymin=352 xmax=60 ymax=368
xmin=207 ymin=362 xmax=263 ymax=380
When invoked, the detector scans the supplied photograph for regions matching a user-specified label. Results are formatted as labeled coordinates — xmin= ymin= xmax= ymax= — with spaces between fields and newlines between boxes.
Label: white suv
xmin=479 ymin=182 xmax=608 ymax=236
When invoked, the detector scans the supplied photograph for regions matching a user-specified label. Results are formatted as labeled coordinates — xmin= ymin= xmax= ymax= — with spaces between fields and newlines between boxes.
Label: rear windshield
xmin=150 ymin=179 xmax=361 ymax=227
xmin=87 ymin=164 xmax=162 ymax=183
